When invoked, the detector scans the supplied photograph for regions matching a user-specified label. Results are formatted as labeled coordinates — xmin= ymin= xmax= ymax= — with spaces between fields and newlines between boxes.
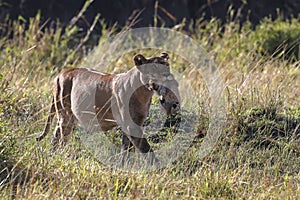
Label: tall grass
xmin=0 ymin=6 xmax=299 ymax=199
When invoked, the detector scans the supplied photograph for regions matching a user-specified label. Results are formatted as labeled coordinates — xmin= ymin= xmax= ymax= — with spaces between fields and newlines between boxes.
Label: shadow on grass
xmin=239 ymin=106 xmax=300 ymax=149
xmin=0 ymin=154 xmax=33 ymax=198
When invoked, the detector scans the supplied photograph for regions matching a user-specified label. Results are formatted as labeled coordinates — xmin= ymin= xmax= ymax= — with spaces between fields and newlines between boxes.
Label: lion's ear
xmin=160 ymin=52 xmax=169 ymax=61
xmin=134 ymin=54 xmax=147 ymax=66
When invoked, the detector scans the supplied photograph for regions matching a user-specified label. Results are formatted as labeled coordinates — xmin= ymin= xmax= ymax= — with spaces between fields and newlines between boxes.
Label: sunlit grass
xmin=0 ymin=6 xmax=299 ymax=200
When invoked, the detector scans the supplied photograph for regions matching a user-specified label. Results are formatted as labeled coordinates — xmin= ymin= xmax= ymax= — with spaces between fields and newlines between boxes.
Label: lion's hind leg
xmin=51 ymin=110 xmax=75 ymax=150
xmin=51 ymin=75 xmax=76 ymax=150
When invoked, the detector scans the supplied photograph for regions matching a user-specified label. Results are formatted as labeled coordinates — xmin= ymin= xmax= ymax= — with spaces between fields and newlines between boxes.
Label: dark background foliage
xmin=1 ymin=0 xmax=300 ymax=29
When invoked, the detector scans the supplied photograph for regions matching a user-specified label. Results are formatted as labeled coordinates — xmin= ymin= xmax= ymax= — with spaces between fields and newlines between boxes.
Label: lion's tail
xmin=36 ymin=77 xmax=59 ymax=142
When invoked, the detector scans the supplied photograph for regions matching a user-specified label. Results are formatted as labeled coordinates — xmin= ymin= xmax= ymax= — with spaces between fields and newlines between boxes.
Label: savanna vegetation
xmin=0 ymin=3 xmax=299 ymax=199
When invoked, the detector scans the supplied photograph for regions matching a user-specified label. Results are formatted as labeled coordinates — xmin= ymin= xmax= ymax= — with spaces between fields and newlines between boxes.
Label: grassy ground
xmin=0 ymin=11 xmax=299 ymax=199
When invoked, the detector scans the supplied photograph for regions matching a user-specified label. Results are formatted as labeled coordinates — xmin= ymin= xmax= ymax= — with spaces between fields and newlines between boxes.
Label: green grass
xmin=0 ymin=8 xmax=299 ymax=200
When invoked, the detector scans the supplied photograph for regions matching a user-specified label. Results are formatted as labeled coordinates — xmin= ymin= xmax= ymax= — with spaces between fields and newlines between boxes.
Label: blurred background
xmin=1 ymin=0 xmax=300 ymax=30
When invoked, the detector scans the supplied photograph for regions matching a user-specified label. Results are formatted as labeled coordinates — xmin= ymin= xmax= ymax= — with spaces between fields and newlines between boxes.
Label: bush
xmin=253 ymin=17 xmax=300 ymax=62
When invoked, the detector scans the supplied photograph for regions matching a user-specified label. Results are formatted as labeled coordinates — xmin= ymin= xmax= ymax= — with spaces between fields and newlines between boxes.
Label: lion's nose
xmin=172 ymin=102 xmax=180 ymax=111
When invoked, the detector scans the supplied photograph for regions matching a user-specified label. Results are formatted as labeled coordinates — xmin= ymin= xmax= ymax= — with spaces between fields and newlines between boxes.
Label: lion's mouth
xmin=159 ymin=98 xmax=180 ymax=115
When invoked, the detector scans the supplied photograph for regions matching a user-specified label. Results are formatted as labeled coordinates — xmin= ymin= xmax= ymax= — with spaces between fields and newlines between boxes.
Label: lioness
xmin=36 ymin=53 xmax=180 ymax=165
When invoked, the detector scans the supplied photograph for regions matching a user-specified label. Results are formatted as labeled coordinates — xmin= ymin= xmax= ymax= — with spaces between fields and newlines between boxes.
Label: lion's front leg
xmin=125 ymin=126 xmax=159 ymax=166
xmin=119 ymin=134 xmax=134 ymax=167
